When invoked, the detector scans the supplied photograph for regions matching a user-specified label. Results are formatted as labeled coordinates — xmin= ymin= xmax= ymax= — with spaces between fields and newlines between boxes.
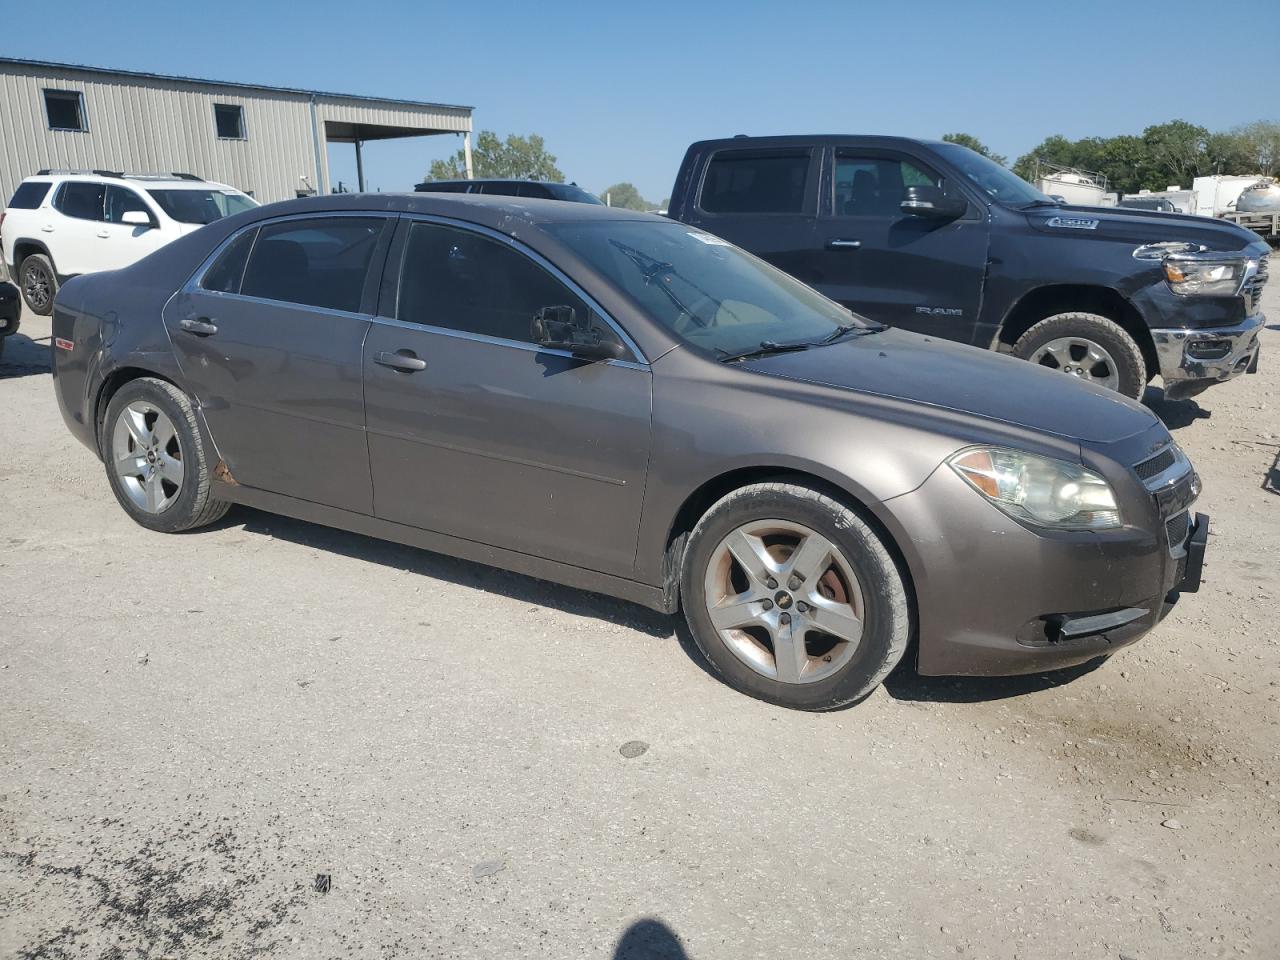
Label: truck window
xmin=699 ymin=151 xmax=810 ymax=214
xmin=834 ymin=155 xmax=941 ymax=217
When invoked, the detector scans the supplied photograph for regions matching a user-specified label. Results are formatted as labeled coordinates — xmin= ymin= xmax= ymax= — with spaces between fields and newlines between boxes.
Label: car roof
xmin=243 ymin=192 xmax=658 ymax=228
xmin=688 ymin=134 xmax=948 ymax=151
xmin=418 ymin=178 xmax=569 ymax=186
xmin=22 ymin=172 xmax=238 ymax=191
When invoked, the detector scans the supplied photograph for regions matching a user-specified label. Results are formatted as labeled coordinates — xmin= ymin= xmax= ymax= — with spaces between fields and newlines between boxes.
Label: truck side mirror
xmin=531 ymin=305 xmax=624 ymax=362
xmin=900 ymin=185 xmax=966 ymax=221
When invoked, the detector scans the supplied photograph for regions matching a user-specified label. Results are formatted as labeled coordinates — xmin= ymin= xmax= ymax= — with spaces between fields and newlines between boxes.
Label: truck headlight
xmin=949 ymin=447 xmax=1122 ymax=530
xmin=1163 ymin=256 xmax=1246 ymax=297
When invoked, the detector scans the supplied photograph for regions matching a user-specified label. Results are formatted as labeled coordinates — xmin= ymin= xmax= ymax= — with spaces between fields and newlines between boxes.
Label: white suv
xmin=1 ymin=170 xmax=258 ymax=315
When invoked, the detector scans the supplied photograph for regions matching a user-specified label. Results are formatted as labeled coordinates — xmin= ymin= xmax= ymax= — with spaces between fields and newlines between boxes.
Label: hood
xmin=1026 ymin=203 xmax=1261 ymax=253
xmin=747 ymin=328 xmax=1158 ymax=443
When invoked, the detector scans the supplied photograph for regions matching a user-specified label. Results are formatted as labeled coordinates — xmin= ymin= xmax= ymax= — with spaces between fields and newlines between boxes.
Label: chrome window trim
xmin=393 ymin=213 xmax=649 ymax=366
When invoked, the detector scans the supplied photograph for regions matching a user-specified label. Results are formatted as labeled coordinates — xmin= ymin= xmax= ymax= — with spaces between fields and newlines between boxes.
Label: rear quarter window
xmin=699 ymin=151 xmax=811 ymax=214
xmin=8 ymin=181 xmax=52 ymax=209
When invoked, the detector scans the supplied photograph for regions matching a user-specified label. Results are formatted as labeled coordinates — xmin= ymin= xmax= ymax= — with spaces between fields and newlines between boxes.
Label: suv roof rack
xmin=33 ymin=169 xmax=205 ymax=182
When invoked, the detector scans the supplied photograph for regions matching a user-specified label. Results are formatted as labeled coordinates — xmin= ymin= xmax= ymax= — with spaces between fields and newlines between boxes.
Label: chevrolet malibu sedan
xmin=51 ymin=194 xmax=1207 ymax=710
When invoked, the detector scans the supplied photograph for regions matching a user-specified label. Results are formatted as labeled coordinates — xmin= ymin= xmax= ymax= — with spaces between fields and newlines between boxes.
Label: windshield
xmin=547 ymin=220 xmax=874 ymax=357
xmin=147 ymin=188 xmax=258 ymax=225
xmin=548 ymin=183 xmax=605 ymax=205
xmin=933 ymin=143 xmax=1050 ymax=207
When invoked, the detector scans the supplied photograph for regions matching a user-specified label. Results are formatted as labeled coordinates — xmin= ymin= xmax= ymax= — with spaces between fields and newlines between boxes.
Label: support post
xmin=308 ymin=95 xmax=327 ymax=195
xmin=463 ymin=131 xmax=474 ymax=180
xmin=355 ymin=139 xmax=365 ymax=192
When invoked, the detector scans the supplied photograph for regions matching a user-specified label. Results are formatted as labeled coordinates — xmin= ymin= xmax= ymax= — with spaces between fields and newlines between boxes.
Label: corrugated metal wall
xmin=0 ymin=62 xmax=471 ymax=204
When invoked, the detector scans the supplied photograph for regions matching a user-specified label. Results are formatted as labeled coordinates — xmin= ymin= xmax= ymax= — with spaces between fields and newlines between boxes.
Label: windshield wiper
xmin=819 ymin=322 xmax=884 ymax=343
xmin=717 ymin=340 xmax=813 ymax=363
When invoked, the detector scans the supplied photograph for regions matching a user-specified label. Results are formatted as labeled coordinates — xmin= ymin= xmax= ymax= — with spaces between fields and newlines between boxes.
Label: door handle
xmin=97 ymin=230 xmax=111 ymax=239
xmin=375 ymin=350 xmax=427 ymax=372
xmin=40 ymin=225 xmax=54 ymax=233
xmin=179 ymin=316 xmax=218 ymax=336
xmin=826 ymin=239 xmax=862 ymax=250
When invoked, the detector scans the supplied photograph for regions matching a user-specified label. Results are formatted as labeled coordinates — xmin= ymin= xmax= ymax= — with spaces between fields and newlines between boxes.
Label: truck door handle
xmin=826 ymin=239 xmax=862 ymax=250
xmin=179 ymin=317 xmax=218 ymax=336
xmin=375 ymin=350 xmax=427 ymax=372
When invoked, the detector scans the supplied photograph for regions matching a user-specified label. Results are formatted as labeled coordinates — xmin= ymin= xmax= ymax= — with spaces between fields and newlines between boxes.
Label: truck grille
xmin=1165 ymin=510 xmax=1190 ymax=549
xmin=1135 ymin=448 xmax=1176 ymax=481
xmin=1243 ymin=254 xmax=1269 ymax=315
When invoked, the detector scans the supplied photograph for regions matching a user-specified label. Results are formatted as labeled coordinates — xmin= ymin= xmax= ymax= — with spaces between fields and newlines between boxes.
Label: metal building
xmin=0 ymin=57 xmax=474 ymax=204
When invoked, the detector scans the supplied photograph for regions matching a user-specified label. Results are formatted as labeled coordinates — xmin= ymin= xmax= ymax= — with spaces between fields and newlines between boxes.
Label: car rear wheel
xmin=680 ymin=481 xmax=911 ymax=711
xmin=103 ymin=377 xmax=230 ymax=533
xmin=1012 ymin=312 xmax=1147 ymax=399
xmin=19 ymin=253 xmax=57 ymax=316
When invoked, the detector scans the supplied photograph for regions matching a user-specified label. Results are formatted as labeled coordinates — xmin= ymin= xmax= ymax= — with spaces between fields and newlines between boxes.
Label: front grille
xmin=1165 ymin=511 xmax=1190 ymax=551
xmin=1135 ymin=448 xmax=1176 ymax=481
xmin=1244 ymin=254 xmax=1269 ymax=314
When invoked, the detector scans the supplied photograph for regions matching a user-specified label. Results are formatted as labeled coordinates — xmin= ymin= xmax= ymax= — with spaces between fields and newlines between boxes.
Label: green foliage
xmin=599 ymin=182 xmax=650 ymax=210
xmin=1011 ymin=118 xmax=1279 ymax=194
xmin=428 ymin=130 xmax=565 ymax=182
xmin=940 ymin=133 xmax=1007 ymax=167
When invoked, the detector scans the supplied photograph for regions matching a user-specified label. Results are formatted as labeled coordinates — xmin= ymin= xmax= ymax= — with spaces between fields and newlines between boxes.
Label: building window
xmin=214 ymin=103 xmax=246 ymax=140
xmin=44 ymin=89 xmax=86 ymax=131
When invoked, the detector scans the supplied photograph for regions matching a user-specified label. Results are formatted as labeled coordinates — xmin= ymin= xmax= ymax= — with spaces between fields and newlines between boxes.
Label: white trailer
xmin=1192 ymin=175 xmax=1265 ymax=218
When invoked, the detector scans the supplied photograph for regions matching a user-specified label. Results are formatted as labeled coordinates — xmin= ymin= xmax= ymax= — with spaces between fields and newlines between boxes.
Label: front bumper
xmin=1151 ymin=313 xmax=1263 ymax=399
xmin=888 ymin=455 xmax=1203 ymax=677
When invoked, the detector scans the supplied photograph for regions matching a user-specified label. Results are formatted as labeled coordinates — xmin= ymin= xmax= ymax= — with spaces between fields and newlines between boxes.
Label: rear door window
xmin=201 ymin=228 xmax=258 ymax=294
xmin=699 ymin=151 xmax=811 ymax=214
xmin=54 ymin=181 xmax=107 ymax=221
xmin=239 ymin=217 xmax=386 ymax=312
xmin=8 ymin=181 xmax=52 ymax=209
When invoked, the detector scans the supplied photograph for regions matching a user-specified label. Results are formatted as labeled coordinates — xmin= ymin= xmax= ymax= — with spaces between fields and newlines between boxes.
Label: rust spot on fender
xmin=213 ymin=460 xmax=239 ymax=486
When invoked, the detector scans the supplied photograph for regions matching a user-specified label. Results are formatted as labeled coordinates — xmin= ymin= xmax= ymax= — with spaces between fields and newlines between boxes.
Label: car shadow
xmin=226 ymin=506 xmax=676 ymax=640
xmin=612 ymin=919 xmax=689 ymax=960
xmin=883 ymin=656 xmax=1106 ymax=703
xmin=0 ymin=331 xmax=52 ymax=379
xmin=1143 ymin=384 xmax=1209 ymax=430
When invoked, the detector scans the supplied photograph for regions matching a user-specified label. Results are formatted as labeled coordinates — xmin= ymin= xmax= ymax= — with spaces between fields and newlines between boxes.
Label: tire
xmin=1011 ymin=312 xmax=1147 ymax=400
xmin=19 ymin=253 xmax=57 ymax=316
xmin=680 ymin=481 xmax=911 ymax=711
xmin=102 ymin=377 xmax=230 ymax=533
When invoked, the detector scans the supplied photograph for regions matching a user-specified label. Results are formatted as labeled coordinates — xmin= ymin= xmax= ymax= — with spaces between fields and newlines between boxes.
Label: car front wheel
xmin=19 ymin=253 xmax=57 ymax=316
xmin=1012 ymin=312 xmax=1148 ymax=399
xmin=102 ymin=377 xmax=230 ymax=532
xmin=681 ymin=481 xmax=911 ymax=711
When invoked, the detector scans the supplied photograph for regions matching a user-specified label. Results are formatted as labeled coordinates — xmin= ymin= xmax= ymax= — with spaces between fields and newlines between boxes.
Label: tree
xmin=1234 ymin=120 xmax=1280 ymax=176
xmin=599 ymin=182 xmax=649 ymax=210
xmin=428 ymin=130 xmax=565 ymax=182
xmin=1140 ymin=119 xmax=1211 ymax=187
xmin=941 ymin=133 xmax=1007 ymax=166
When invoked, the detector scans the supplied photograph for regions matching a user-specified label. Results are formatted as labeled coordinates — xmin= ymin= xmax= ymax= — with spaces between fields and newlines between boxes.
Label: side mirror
xmin=121 ymin=210 xmax=153 ymax=228
xmin=900 ymin=185 xmax=967 ymax=220
xmin=531 ymin=305 xmax=624 ymax=361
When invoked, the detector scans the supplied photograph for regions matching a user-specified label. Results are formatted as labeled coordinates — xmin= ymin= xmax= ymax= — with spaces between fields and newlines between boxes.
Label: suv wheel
xmin=102 ymin=377 xmax=231 ymax=533
xmin=19 ymin=253 xmax=57 ymax=316
xmin=681 ymin=482 xmax=911 ymax=711
xmin=1012 ymin=312 xmax=1147 ymax=399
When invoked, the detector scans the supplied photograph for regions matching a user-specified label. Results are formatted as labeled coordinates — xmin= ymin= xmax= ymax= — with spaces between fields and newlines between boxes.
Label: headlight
xmin=1163 ymin=255 xmax=1246 ymax=297
xmin=948 ymin=447 xmax=1122 ymax=530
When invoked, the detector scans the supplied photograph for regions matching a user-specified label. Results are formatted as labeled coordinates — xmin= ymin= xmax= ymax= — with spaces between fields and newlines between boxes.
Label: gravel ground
xmin=1 ymin=284 xmax=1278 ymax=960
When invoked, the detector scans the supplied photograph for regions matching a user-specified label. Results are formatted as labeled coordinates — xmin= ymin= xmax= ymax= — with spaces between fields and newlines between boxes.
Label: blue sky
xmin=11 ymin=0 xmax=1276 ymax=202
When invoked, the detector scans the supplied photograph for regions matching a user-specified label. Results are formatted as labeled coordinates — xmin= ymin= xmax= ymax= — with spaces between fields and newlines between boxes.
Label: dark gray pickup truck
xmin=668 ymin=135 xmax=1269 ymax=400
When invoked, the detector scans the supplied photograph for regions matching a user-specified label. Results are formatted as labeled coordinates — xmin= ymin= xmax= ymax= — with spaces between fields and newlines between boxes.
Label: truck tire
xmin=19 ymin=253 xmax=58 ymax=316
xmin=102 ymin=377 xmax=231 ymax=533
xmin=1012 ymin=312 xmax=1147 ymax=400
xmin=680 ymin=481 xmax=911 ymax=711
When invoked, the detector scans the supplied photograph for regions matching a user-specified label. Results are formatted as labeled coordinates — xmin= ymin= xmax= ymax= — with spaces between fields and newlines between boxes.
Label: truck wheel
xmin=1012 ymin=312 xmax=1147 ymax=399
xmin=19 ymin=253 xmax=57 ymax=316
xmin=102 ymin=377 xmax=231 ymax=533
xmin=680 ymin=481 xmax=911 ymax=711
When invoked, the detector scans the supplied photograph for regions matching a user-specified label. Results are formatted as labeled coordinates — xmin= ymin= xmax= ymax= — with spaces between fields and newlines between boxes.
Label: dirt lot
xmin=2 ymin=284 xmax=1278 ymax=960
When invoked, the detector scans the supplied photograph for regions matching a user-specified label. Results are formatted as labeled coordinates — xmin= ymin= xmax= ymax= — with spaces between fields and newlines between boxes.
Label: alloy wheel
xmin=1030 ymin=336 xmax=1120 ymax=391
xmin=111 ymin=401 xmax=184 ymax=513
xmin=23 ymin=262 xmax=51 ymax=311
xmin=702 ymin=519 xmax=865 ymax=684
